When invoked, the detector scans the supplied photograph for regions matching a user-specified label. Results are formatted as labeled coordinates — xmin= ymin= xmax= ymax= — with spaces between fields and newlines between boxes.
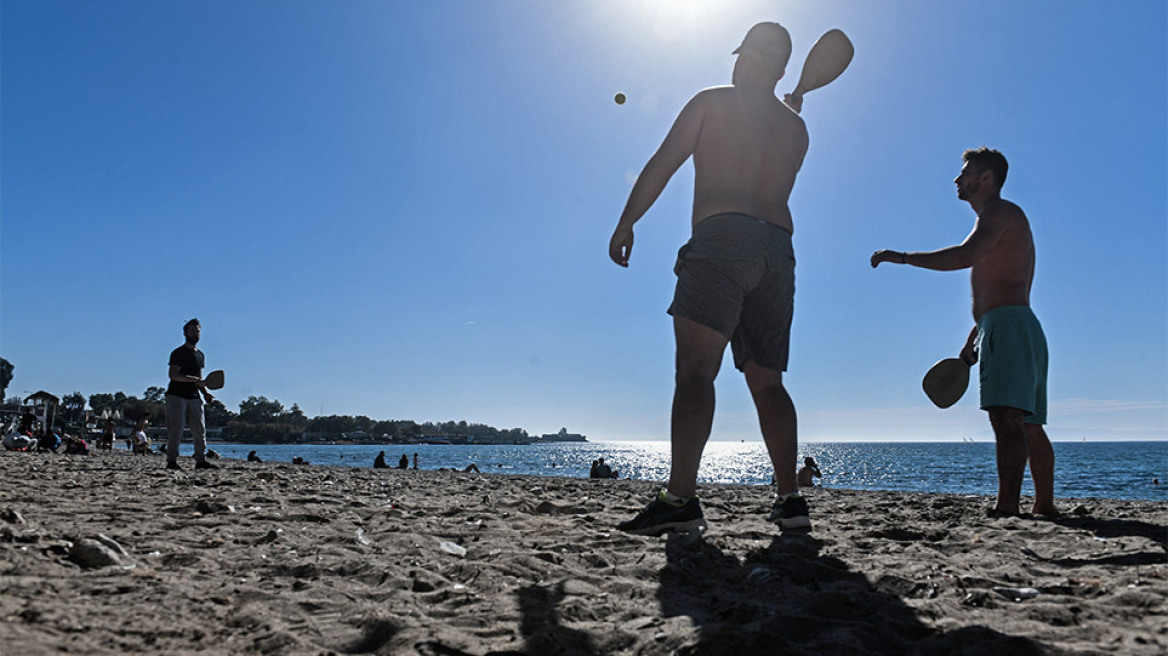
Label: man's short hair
xmin=963 ymin=147 xmax=1009 ymax=189
xmin=183 ymin=318 xmax=200 ymax=333
xmin=733 ymin=22 xmax=792 ymax=75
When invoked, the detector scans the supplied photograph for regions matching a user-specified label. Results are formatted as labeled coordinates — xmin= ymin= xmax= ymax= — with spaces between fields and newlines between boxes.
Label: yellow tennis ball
xmin=614 ymin=92 xmax=626 ymax=105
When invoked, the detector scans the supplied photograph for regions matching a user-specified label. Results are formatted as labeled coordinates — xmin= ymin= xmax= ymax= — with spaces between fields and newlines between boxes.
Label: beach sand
xmin=0 ymin=451 xmax=1164 ymax=655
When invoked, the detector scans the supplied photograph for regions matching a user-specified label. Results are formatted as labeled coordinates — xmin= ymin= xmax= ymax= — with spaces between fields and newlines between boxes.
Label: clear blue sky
xmin=2 ymin=0 xmax=1165 ymax=442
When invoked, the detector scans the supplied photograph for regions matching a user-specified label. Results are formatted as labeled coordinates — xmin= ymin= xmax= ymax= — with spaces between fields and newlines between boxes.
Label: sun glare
xmin=647 ymin=0 xmax=718 ymax=34
xmin=591 ymin=0 xmax=806 ymax=63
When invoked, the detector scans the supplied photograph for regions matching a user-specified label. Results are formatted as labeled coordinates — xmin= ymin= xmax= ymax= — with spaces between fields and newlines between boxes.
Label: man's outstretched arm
xmin=870 ymin=206 xmax=1013 ymax=271
xmin=609 ymin=94 xmax=706 ymax=267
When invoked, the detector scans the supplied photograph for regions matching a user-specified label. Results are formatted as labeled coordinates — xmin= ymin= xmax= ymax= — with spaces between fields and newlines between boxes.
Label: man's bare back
xmin=690 ymin=86 xmax=808 ymax=232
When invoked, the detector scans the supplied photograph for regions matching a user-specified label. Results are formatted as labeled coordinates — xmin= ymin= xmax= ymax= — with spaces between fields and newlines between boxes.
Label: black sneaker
xmin=769 ymin=494 xmax=811 ymax=531
xmin=165 ymin=461 xmax=181 ymax=470
xmin=194 ymin=460 xmax=218 ymax=470
xmin=618 ymin=491 xmax=707 ymax=536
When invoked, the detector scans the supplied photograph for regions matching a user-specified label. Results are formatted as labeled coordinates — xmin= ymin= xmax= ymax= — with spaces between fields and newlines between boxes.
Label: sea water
xmin=174 ymin=440 xmax=1168 ymax=502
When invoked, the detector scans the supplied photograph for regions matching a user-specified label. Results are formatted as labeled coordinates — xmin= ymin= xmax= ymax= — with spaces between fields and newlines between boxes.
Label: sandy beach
xmin=0 ymin=450 xmax=1164 ymax=655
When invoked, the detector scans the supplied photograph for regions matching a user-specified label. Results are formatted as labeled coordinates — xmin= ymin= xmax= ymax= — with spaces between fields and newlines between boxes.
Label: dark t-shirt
xmin=166 ymin=345 xmax=205 ymax=399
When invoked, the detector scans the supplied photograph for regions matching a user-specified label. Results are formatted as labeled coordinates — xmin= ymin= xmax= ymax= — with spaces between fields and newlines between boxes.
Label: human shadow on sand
xmin=1042 ymin=512 xmax=1168 ymax=568
xmin=656 ymin=530 xmax=1044 ymax=656
xmin=1051 ymin=513 xmax=1166 ymax=547
xmin=516 ymin=582 xmax=599 ymax=655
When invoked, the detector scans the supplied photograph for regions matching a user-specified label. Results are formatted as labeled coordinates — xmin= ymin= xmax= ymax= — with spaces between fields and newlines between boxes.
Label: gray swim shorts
xmin=668 ymin=213 xmax=795 ymax=372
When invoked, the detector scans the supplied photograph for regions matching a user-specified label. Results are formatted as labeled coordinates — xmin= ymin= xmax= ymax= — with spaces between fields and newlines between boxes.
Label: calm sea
xmin=172 ymin=441 xmax=1168 ymax=502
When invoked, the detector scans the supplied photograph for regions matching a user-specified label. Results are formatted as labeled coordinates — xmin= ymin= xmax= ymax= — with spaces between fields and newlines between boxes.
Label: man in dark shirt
xmin=165 ymin=318 xmax=217 ymax=470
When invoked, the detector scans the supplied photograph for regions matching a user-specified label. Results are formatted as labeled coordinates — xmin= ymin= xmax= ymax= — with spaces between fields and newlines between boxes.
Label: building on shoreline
xmin=538 ymin=428 xmax=587 ymax=443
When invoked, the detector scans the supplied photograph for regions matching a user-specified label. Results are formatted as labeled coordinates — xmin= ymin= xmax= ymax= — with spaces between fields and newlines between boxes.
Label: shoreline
xmin=176 ymin=441 xmax=1167 ymax=503
xmin=1 ymin=450 xmax=1164 ymax=654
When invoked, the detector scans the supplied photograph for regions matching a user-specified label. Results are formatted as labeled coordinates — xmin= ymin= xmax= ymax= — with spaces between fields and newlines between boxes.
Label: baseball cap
xmin=732 ymin=22 xmax=792 ymax=66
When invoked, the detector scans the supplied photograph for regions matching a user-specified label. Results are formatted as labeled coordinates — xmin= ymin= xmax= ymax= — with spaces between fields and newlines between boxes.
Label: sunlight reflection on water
xmin=184 ymin=440 xmax=1166 ymax=501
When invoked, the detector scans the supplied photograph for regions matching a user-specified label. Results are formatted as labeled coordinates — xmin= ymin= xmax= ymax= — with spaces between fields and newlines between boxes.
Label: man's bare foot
xmin=987 ymin=506 xmax=1019 ymax=518
xmin=1031 ymin=503 xmax=1059 ymax=517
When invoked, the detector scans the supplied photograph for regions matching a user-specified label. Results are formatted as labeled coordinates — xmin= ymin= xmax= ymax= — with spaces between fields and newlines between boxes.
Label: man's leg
xmin=187 ymin=397 xmax=207 ymax=463
xmin=743 ymin=361 xmax=797 ymax=496
xmin=987 ymin=406 xmax=1028 ymax=514
xmin=666 ymin=316 xmax=729 ymax=498
xmin=166 ymin=395 xmax=185 ymax=465
xmin=1025 ymin=423 xmax=1057 ymax=515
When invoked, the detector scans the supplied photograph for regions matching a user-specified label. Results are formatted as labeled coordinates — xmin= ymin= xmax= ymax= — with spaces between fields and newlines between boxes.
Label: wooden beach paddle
xmin=784 ymin=28 xmax=855 ymax=113
xmin=204 ymin=370 xmax=225 ymax=391
xmin=922 ymin=359 xmax=969 ymax=408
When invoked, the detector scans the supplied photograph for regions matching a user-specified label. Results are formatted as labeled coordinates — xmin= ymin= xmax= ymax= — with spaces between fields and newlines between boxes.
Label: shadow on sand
xmin=515 ymin=582 xmax=599 ymax=655
xmin=656 ymin=530 xmax=1044 ymax=655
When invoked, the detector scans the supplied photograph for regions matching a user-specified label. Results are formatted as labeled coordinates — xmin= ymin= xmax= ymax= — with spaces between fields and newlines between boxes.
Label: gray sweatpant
xmin=166 ymin=394 xmax=207 ymax=463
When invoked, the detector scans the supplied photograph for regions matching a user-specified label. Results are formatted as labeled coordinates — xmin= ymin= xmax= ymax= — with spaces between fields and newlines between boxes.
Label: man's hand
xmin=960 ymin=330 xmax=979 ymax=366
xmin=782 ymin=93 xmax=803 ymax=114
xmin=609 ymin=226 xmax=634 ymax=267
xmin=959 ymin=343 xmax=978 ymax=366
xmin=870 ymin=249 xmax=900 ymax=268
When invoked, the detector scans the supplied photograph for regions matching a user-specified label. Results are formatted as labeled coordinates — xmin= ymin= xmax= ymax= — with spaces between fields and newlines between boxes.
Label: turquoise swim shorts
xmin=975 ymin=305 xmax=1049 ymax=424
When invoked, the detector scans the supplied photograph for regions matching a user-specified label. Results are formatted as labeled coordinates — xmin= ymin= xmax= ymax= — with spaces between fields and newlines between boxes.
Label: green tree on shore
xmin=204 ymin=400 xmax=234 ymax=427
xmin=60 ymin=392 xmax=87 ymax=426
xmin=238 ymin=396 xmax=285 ymax=424
xmin=144 ymin=387 xmax=166 ymax=404
xmin=0 ymin=358 xmax=12 ymax=402
xmin=21 ymin=382 xmax=530 ymax=445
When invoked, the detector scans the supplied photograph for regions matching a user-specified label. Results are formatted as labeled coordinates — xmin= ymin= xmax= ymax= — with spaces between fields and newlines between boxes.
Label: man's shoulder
xmin=169 ymin=345 xmax=202 ymax=362
xmin=694 ymin=85 xmax=736 ymax=98
xmin=690 ymin=86 xmax=806 ymax=127
xmin=983 ymin=198 xmax=1027 ymax=220
xmin=689 ymin=85 xmax=755 ymax=108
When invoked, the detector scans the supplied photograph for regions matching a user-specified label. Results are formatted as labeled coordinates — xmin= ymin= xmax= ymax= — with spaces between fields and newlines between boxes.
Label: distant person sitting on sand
xmin=797 ymin=457 xmax=821 ymax=488
xmin=3 ymin=430 xmax=36 ymax=451
xmin=373 ymin=451 xmax=388 ymax=469
xmin=398 ymin=454 xmax=409 ymax=469
xmin=597 ymin=457 xmax=614 ymax=479
xmin=413 ymin=453 xmax=419 ymax=470
xmin=292 ymin=456 xmax=309 ymax=465
xmin=132 ymin=416 xmax=151 ymax=455
xmin=37 ymin=428 xmax=61 ymax=453
xmin=63 ymin=434 xmax=89 ymax=455
xmin=590 ymin=458 xmax=618 ymax=479
xmin=248 ymin=450 xmax=263 ymax=463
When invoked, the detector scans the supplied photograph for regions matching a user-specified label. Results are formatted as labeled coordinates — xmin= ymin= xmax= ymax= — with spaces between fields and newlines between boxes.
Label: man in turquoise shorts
xmin=609 ymin=22 xmax=812 ymax=535
xmin=871 ymin=148 xmax=1057 ymax=516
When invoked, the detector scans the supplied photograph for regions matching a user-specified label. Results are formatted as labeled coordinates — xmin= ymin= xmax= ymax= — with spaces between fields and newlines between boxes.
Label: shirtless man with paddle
xmin=610 ymin=22 xmax=852 ymax=536
xmin=871 ymin=148 xmax=1056 ymax=516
